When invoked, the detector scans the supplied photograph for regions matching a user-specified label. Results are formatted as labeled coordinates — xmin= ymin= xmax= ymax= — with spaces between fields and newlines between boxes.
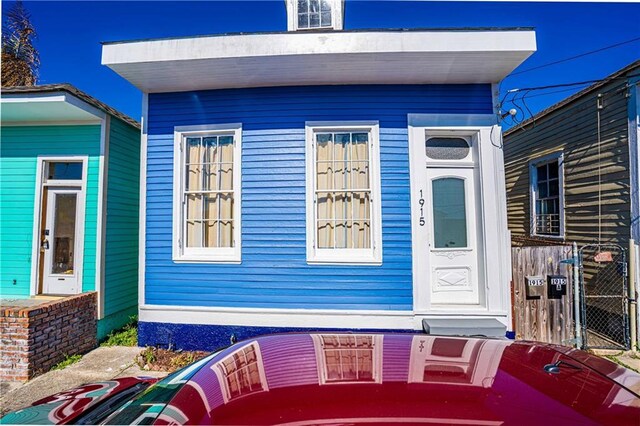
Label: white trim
xmin=629 ymin=80 xmax=639 ymax=242
xmin=408 ymin=114 xmax=509 ymax=317
xmin=102 ymin=30 xmax=536 ymax=93
xmin=139 ymin=304 xmax=509 ymax=330
xmin=1 ymin=120 xmax=103 ymax=126
xmin=30 ymin=156 xmax=89 ymax=295
xmin=95 ymin=116 xmax=110 ymax=319
xmin=528 ymin=151 xmax=565 ymax=239
xmin=1 ymin=92 xmax=106 ymax=124
xmin=408 ymin=114 xmax=497 ymax=128
xmin=172 ymin=123 xmax=242 ymax=263
xmin=305 ymin=121 xmax=383 ymax=265
xmin=139 ymin=93 xmax=149 ymax=307
xmin=285 ymin=0 xmax=344 ymax=31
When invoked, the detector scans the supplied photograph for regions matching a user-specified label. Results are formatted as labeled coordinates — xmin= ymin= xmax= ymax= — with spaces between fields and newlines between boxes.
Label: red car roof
xmin=157 ymin=333 xmax=640 ymax=425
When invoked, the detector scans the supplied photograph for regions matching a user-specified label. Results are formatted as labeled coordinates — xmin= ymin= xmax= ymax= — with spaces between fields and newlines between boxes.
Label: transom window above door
xmin=173 ymin=124 xmax=242 ymax=263
xmin=45 ymin=161 xmax=83 ymax=182
xmin=425 ymin=137 xmax=471 ymax=161
xmin=306 ymin=122 xmax=382 ymax=264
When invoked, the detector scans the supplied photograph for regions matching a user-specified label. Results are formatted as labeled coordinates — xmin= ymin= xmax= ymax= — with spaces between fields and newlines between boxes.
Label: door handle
xmin=41 ymin=239 xmax=49 ymax=250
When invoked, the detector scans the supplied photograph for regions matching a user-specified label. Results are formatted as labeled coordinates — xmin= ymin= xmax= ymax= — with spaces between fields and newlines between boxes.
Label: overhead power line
xmin=508 ymin=35 xmax=640 ymax=77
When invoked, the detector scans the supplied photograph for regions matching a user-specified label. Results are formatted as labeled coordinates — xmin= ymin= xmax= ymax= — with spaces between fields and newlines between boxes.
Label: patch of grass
xmin=101 ymin=315 xmax=138 ymax=347
xmin=142 ymin=346 xmax=156 ymax=365
xmin=51 ymin=354 xmax=82 ymax=371
xmin=170 ymin=352 xmax=196 ymax=370
xmin=136 ymin=347 xmax=210 ymax=373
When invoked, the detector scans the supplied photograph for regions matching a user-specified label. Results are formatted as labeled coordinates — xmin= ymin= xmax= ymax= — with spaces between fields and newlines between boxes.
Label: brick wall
xmin=0 ymin=292 xmax=97 ymax=382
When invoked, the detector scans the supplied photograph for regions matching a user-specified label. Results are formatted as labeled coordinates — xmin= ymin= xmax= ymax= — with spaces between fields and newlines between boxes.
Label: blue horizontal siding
xmin=145 ymin=84 xmax=492 ymax=310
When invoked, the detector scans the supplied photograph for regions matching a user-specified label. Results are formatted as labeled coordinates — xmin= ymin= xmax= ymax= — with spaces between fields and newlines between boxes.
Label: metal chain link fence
xmin=579 ymin=244 xmax=629 ymax=350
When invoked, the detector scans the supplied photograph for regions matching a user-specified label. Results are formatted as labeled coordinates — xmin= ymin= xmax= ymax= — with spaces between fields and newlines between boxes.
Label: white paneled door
xmin=42 ymin=187 xmax=82 ymax=295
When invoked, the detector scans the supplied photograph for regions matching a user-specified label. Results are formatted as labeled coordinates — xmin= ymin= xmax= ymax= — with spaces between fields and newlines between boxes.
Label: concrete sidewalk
xmin=0 ymin=346 xmax=167 ymax=416
xmin=591 ymin=349 xmax=640 ymax=373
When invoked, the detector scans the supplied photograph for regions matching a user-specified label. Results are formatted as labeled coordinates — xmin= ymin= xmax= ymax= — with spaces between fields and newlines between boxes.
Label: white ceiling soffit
xmin=1 ymin=92 xmax=106 ymax=124
xmin=102 ymin=30 xmax=536 ymax=93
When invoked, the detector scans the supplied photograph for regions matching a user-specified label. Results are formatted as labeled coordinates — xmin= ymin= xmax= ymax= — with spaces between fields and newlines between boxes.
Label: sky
xmin=2 ymin=1 xmax=639 ymax=124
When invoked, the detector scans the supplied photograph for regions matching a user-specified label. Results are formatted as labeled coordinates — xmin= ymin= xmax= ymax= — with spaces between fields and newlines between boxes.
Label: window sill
xmin=530 ymin=234 xmax=565 ymax=241
xmin=307 ymin=252 xmax=382 ymax=266
xmin=172 ymin=254 xmax=241 ymax=264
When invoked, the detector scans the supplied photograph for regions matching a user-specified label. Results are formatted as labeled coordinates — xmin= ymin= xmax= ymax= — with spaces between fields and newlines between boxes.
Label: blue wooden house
xmin=102 ymin=1 xmax=536 ymax=350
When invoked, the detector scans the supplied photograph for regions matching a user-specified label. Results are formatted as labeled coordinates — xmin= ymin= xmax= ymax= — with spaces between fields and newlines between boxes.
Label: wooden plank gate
xmin=512 ymin=245 xmax=574 ymax=345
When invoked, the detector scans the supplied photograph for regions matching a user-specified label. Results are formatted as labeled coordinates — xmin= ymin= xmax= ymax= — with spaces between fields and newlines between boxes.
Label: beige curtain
xmin=186 ymin=136 xmax=234 ymax=248
xmin=186 ymin=139 xmax=202 ymax=247
xmin=316 ymin=133 xmax=371 ymax=249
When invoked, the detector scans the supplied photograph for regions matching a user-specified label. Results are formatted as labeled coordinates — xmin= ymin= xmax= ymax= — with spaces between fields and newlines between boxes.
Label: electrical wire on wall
xmin=497 ymin=74 xmax=640 ymax=129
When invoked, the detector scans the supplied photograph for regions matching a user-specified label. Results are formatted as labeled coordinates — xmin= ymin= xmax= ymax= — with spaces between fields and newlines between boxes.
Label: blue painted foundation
xmin=138 ymin=321 xmax=416 ymax=351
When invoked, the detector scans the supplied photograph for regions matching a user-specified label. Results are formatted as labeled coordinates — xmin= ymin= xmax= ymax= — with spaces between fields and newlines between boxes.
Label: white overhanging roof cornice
xmin=1 ymin=92 xmax=106 ymax=125
xmin=102 ymin=30 xmax=537 ymax=93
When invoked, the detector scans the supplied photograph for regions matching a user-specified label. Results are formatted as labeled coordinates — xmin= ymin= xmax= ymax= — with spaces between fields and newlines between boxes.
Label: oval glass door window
xmin=425 ymin=137 xmax=470 ymax=160
xmin=432 ymin=178 xmax=467 ymax=248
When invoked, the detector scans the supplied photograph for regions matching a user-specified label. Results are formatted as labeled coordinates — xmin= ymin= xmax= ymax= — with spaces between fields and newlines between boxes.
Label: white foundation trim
xmin=139 ymin=304 xmax=509 ymax=330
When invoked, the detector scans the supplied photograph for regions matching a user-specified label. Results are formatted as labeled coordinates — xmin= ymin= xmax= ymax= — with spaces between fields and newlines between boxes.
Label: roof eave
xmin=102 ymin=29 xmax=537 ymax=93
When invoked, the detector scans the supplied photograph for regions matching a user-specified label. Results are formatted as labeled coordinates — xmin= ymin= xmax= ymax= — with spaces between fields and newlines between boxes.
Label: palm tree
xmin=2 ymin=0 xmax=39 ymax=87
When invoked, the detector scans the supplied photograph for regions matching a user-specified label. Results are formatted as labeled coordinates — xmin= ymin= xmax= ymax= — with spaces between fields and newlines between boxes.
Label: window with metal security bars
xmin=297 ymin=0 xmax=333 ymax=29
xmin=313 ymin=334 xmax=382 ymax=384
xmin=173 ymin=124 xmax=242 ymax=262
xmin=306 ymin=123 xmax=382 ymax=264
xmin=215 ymin=343 xmax=267 ymax=402
xmin=530 ymin=153 xmax=564 ymax=238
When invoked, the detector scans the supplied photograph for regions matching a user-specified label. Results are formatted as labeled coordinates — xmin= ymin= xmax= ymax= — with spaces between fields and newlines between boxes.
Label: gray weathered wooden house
xmin=503 ymin=60 xmax=640 ymax=350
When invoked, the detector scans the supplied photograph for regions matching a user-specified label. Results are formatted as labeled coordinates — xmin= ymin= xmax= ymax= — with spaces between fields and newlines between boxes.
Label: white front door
xmin=42 ymin=187 xmax=83 ymax=294
xmin=426 ymin=167 xmax=480 ymax=305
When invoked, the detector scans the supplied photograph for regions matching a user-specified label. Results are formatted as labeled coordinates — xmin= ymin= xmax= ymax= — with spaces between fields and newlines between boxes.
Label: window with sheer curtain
xmin=174 ymin=125 xmax=241 ymax=262
xmin=306 ymin=123 xmax=382 ymax=264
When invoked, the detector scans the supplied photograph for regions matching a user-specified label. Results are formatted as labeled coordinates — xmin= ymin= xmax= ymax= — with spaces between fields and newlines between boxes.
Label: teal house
xmin=1 ymin=84 xmax=140 ymax=338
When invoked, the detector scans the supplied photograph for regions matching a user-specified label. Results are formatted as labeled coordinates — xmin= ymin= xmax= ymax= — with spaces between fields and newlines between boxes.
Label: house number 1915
xmin=419 ymin=190 xmax=425 ymax=226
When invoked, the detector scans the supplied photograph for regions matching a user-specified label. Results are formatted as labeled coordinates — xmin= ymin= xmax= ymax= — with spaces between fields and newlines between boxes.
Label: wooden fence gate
xmin=512 ymin=245 xmax=574 ymax=345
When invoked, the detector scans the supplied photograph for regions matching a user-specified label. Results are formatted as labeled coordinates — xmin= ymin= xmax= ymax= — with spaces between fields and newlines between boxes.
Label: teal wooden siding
xmin=102 ymin=117 xmax=140 ymax=330
xmin=0 ymin=125 xmax=101 ymax=296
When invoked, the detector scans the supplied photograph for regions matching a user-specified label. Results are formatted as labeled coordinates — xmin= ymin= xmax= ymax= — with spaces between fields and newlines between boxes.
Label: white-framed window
xmin=173 ymin=124 xmax=242 ymax=263
xmin=211 ymin=342 xmax=268 ymax=403
xmin=305 ymin=121 xmax=383 ymax=265
xmin=311 ymin=334 xmax=383 ymax=384
xmin=286 ymin=0 xmax=343 ymax=31
xmin=529 ymin=152 xmax=565 ymax=238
